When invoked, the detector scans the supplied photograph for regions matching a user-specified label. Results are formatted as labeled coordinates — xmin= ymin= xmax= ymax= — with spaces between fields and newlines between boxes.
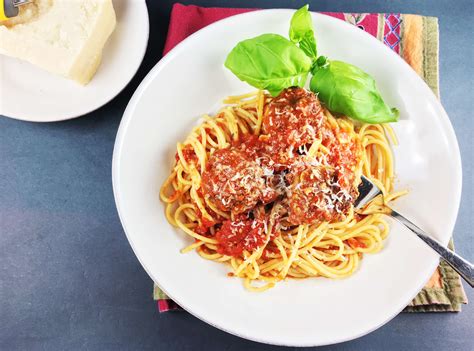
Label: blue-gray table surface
xmin=1 ymin=1 xmax=473 ymax=350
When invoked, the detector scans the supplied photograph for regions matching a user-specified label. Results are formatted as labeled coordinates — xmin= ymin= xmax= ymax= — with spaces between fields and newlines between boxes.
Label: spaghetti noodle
xmin=160 ymin=87 xmax=405 ymax=291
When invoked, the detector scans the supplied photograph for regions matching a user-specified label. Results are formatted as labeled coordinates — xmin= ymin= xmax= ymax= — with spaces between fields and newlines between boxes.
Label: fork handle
xmin=390 ymin=209 xmax=473 ymax=288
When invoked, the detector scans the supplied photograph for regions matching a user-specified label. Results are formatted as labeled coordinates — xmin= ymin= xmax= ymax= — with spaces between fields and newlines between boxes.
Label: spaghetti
xmin=160 ymin=87 xmax=405 ymax=291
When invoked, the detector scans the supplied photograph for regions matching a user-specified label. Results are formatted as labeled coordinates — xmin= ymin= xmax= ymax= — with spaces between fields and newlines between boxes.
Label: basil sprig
xmin=224 ymin=34 xmax=312 ymax=96
xmin=224 ymin=5 xmax=399 ymax=124
xmin=289 ymin=4 xmax=318 ymax=61
xmin=311 ymin=60 xmax=399 ymax=123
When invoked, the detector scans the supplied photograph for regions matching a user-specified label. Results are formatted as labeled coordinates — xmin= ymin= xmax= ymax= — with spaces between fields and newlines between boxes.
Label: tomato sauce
xmin=347 ymin=238 xmax=367 ymax=249
xmin=175 ymin=145 xmax=198 ymax=164
xmin=321 ymin=122 xmax=362 ymax=191
xmin=215 ymin=215 xmax=266 ymax=256
xmin=196 ymin=87 xmax=362 ymax=256
xmin=194 ymin=206 xmax=219 ymax=236
xmin=261 ymin=241 xmax=280 ymax=259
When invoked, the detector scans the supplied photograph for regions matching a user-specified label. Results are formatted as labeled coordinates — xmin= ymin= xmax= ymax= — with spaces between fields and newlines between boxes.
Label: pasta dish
xmin=160 ymin=87 xmax=404 ymax=291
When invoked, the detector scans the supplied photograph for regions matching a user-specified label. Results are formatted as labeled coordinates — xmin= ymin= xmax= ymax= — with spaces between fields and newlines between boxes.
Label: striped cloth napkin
xmin=154 ymin=4 xmax=468 ymax=313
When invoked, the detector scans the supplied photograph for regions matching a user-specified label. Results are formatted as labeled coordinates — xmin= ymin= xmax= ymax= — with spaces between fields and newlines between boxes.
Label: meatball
xmin=202 ymin=148 xmax=276 ymax=214
xmin=260 ymin=87 xmax=326 ymax=167
xmin=287 ymin=166 xmax=353 ymax=224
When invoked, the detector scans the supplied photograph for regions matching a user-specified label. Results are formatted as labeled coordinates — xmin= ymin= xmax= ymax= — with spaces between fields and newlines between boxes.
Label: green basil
xmin=289 ymin=5 xmax=317 ymax=60
xmin=310 ymin=60 xmax=399 ymax=123
xmin=224 ymin=34 xmax=312 ymax=96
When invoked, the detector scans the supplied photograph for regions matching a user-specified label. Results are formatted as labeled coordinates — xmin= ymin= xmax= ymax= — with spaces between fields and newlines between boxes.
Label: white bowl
xmin=112 ymin=10 xmax=462 ymax=346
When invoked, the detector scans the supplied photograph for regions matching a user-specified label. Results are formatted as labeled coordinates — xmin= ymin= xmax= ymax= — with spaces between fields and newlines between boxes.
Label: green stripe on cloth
xmin=376 ymin=14 xmax=385 ymax=41
xmin=153 ymin=284 xmax=169 ymax=300
xmin=422 ymin=17 xmax=440 ymax=97
xmin=401 ymin=16 xmax=467 ymax=312
xmin=406 ymin=240 xmax=468 ymax=312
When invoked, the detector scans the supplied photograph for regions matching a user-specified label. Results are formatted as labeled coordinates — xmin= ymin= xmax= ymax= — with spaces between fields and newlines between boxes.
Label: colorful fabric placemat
xmin=154 ymin=4 xmax=468 ymax=313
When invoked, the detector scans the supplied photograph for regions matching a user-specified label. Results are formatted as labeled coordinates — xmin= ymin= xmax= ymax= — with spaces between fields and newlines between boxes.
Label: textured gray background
xmin=1 ymin=1 xmax=472 ymax=350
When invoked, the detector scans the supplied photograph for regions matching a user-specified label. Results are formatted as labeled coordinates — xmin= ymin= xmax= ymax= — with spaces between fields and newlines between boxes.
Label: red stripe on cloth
xmin=158 ymin=299 xmax=181 ymax=312
xmin=163 ymin=4 xmax=255 ymax=55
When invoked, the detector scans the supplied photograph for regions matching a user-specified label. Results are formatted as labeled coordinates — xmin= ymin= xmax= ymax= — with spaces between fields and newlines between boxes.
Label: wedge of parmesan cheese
xmin=0 ymin=0 xmax=116 ymax=85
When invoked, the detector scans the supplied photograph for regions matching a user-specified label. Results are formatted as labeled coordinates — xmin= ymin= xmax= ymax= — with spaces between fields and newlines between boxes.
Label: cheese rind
xmin=0 ymin=0 xmax=116 ymax=85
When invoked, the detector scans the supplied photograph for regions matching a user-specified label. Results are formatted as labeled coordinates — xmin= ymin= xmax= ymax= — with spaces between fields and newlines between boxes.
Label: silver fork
xmin=355 ymin=175 xmax=473 ymax=288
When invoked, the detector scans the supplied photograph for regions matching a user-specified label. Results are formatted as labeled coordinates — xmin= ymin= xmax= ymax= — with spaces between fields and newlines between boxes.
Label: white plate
xmin=112 ymin=10 xmax=462 ymax=347
xmin=0 ymin=0 xmax=149 ymax=122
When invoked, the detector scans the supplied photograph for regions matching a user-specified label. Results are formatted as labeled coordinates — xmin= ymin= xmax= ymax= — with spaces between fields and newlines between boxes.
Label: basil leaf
xmin=289 ymin=5 xmax=317 ymax=60
xmin=224 ymin=34 xmax=312 ymax=96
xmin=310 ymin=60 xmax=399 ymax=123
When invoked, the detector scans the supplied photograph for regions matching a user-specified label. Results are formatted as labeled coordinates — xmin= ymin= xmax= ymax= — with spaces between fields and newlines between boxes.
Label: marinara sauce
xmin=199 ymin=87 xmax=362 ymax=257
